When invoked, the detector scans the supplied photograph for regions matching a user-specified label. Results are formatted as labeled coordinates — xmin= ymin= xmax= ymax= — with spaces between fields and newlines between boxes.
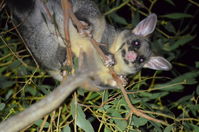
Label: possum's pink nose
xmin=125 ymin=51 xmax=137 ymax=62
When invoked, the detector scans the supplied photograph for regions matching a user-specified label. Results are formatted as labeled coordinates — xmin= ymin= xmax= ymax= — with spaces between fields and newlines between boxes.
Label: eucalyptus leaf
xmin=176 ymin=95 xmax=192 ymax=104
xmin=0 ymin=67 xmax=7 ymax=75
xmin=189 ymin=104 xmax=199 ymax=116
xmin=62 ymin=125 xmax=71 ymax=132
xmin=169 ymin=71 xmax=199 ymax=84
xmin=85 ymin=92 xmax=100 ymax=100
xmin=102 ymin=90 xmax=109 ymax=102
xmin=8 ymin=60 xmax=21 ymax=69
xmin=140 ymin=92 xmax=169 ymax=99
xmin=104 ymin=127 xmax=112 ymax=132
xmin=34 ymin=119 xmax=49 ymax=128
xmin=131 ymin=13 xmax=140 ymax=27
xmin=98 ymin=104 xmax=111 ymax=112
xmin=132 ymin=116 xmax=148 ymax=127
xmin=25 ymin=86 xmax=37 ymax=96
xmin=150 ymin=121 xmax=162 ymax=132
xmin=0 ymin=103 xmax=5 ymax=111
xmin=155 ymin=71 xmax=199 ymax=91
xmin=164 ymin=125 xmax=173 ymax=132
xmin=196 ymin=61 xmax=199 ymax=68
xmin=77 ymin=88 xmax=85 ymax=96
xmin=164 ymin=0 xmax=175 ymax=6
xmin=196 ymin=85 xmax=199 ymax=96
xmin=155 ymin=83 xmax=184 ymax=92
xmin=190 ymin=124 xmax=199 ymax=132
xmin=130 ymin=98 xmax=141 ymax=104
xmin=0 ymin=80 xmax=15 ymax=89
xmin=162 ymin=13 xmax=192 ymax=19
xmin=39 ymin=85 xmax=52 ymax=94
xmin=70 ymin=100 xmax=94 ymax=132
xmin=164 ymin=35 xmax=195 ymax=51
xmin=164 ymin=22 xmax=176 ymax=33
xmin=111 ymin=111 xmax=128 ymax=131
xmin=110 ymin=13 xmax=128 ymax=25
xmin=73 ymin=56 xmax=79 ymax=71
xmin=5 ymin=89 xmax=14 ymax=100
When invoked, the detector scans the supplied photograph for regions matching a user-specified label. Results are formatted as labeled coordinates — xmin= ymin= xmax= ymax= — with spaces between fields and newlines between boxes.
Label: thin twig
xmin=61 ymin=0 xmax=83 ymax=68
xmin=39 ymin=115 xmax=49 ymax=132
xmin=187 ymin=0 xmax=199 ymax=7
xmin=104 ymin=0 xmax=131 ymax=16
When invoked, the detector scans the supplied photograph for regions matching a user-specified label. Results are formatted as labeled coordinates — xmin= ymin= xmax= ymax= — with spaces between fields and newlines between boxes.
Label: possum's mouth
xmin=125 ymin=51 xmax=137 ymax=62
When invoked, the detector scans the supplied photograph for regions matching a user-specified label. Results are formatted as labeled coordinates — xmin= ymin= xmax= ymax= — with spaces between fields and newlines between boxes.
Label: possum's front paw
xmin=118 ymin=74 xmax=128 ymax=87
xmin=78 ymin=21 xmax=93 ymax=38
xmin=104 ymin=54 xmax=115 ymax=67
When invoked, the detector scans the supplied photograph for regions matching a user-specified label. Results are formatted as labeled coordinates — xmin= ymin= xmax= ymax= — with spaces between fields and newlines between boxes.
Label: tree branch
xmin=0 ymin=72 xmax=91 ymax=132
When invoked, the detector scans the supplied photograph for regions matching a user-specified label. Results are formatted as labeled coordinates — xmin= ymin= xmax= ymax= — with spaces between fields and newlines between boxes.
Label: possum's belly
xmin=69 ymin=22 xmax=92 ymax=57
xmin=69 ymin=23 xmax=115 ymax=86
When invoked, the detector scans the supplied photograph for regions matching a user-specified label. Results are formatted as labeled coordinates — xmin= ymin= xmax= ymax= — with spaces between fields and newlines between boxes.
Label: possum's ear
xmin=144 ymin=56 xmax=172 ymax=71
xmin=132 ymin=14 xmax=157 ymax=37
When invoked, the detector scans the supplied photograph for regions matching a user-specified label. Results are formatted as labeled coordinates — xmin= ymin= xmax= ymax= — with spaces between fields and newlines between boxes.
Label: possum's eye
xmin=137 ymin=56 xmax=145 ymax=63
xmin=132 ymin=39 xmax=141 ymax=48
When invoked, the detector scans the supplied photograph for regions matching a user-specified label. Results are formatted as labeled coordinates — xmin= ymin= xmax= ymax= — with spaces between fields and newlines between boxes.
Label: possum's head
xmin=114 ymin=14 xmax=172 ymax=75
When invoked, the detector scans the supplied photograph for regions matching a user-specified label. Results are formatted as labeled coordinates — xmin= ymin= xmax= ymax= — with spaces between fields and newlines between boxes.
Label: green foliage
xmin=70 ymin=99 xmax=94 ymax=132
xmin=34 ymin=119 xmax=50 ymax=128
xmin=62 ymin=126 xmax=71 ymax=132
xmin=0 ymin=0 xmax=199 ymax=131
xmin=132 ymin=116 xmax=148 ymax=127
xmin=162 ymin=13 xmax=193 ymax=19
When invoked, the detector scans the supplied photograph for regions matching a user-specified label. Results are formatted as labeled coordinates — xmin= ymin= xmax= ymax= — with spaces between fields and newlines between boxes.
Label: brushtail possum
xmin=7 ymin=0 xmax=172 ymax=90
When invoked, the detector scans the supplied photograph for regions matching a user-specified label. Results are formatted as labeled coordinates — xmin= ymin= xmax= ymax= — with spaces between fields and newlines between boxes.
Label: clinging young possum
xmin=7 ymin=0 xmax=172 ymax=90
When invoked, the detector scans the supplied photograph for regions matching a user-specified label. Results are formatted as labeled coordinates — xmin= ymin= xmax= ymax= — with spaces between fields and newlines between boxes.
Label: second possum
xmin=8 ymin=0 xmax=172 ymax=90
